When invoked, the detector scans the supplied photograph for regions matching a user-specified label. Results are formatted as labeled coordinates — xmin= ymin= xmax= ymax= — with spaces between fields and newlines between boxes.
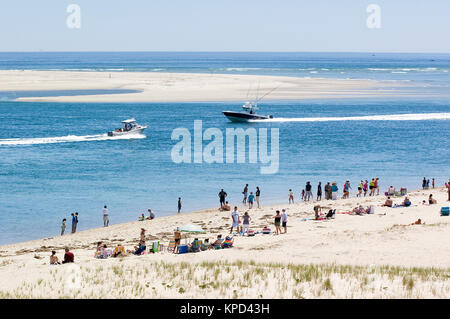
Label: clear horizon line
xmin=0 ymin=50 xmax=450 ymax=55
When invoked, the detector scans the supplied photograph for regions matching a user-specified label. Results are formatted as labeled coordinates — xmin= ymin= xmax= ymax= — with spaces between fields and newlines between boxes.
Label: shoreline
xmin=0 ymin=70 xmax=418 ymax=103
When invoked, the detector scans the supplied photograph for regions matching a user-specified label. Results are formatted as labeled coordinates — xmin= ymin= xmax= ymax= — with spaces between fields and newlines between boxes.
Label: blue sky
xmin=0 ymin=0 xmax=449 ymax=52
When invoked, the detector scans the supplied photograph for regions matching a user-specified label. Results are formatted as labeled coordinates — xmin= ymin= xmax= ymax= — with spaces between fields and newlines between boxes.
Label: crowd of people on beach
xmin=50 ymin=177 xmax=449 ymax=266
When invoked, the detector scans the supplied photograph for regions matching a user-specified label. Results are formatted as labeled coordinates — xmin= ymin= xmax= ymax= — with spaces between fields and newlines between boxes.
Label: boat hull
xmin=222 ymin=111 xmax=273 ymax=123
xmin=107 ymin=126 xmax=147 ymax=137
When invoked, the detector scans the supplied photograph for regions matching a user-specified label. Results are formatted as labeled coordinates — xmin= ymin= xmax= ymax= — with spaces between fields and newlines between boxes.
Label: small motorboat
xmin=223 ymin=102 xmax=273 ymax=123
xmin=107 ymin=118 xmax=147 ymax=136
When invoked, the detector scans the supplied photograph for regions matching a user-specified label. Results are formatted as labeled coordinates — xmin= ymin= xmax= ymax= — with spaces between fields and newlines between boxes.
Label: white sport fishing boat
xmin=107 ymin=118 xmax=147 ymax=137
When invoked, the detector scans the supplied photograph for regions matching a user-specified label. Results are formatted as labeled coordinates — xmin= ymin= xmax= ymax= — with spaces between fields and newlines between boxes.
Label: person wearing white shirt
xmin=103 ymin=205 xmax=109 ymax=227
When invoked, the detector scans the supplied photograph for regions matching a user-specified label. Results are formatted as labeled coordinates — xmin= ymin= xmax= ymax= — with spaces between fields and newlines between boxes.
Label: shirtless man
xmin=382 ymin=197 xmax=393 ymax=207
xmin=174 ymin=230 xmax=182 ymax=253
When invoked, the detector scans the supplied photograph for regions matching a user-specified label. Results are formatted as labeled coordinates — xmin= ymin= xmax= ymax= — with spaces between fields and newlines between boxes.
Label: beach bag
xmin=441 ymin=207 xmax=450 ymax=216
xmin=247 ymin=230 xmax=255 ymax=237
xmin=262 ymin=227 xmax=271 ymax=234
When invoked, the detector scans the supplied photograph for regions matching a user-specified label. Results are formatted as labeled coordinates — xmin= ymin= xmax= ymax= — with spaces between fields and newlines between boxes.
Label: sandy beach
xmin=0 ymin=70 xmax=416 ymax=103
xmin=0 ymin=187 xmax=448 ymax=298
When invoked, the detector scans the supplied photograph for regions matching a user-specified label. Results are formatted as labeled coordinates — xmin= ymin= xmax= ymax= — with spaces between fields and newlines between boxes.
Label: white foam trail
xmin=0 ymin=133 xmax=146 ymax=146
xmin=250 ymin=113 xmax=450 ymax=123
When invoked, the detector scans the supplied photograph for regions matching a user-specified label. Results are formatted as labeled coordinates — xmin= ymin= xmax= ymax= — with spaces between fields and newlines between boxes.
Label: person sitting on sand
xmin=402 ymin=196 xmax=411 ymax=207
xmin=211 ymin=235 xmax=224 ymax=249
xmin=62 ymin=248 xmax=74 ymax=264
xmin=313 ymin=205 xmax=322 ymax=220
xmin=220 ymin=201 xmax=231 ymax=211
xmin=50 ymin=251 xmax=60 ymax=265
xmin=148 ymin=209 xmax=155 ymax=220
xmin=113 ymin=243 xmax=125 ymax=257
xmin=189 ymin=238 xmax=201 ymax=252
xmin=388 ymin=186 xmax=396 ymax=196
xmin=201 ymin=239 xmax=209 ymax=251
xmin=352 ymin=205 xmax=366 ymax=215
xmin=382 ymin=197 xmax=393 ymax=207
xmin=133 ymin=240 xmax=146 ymax=255
xmin=138 ymin=213 xmax=145 ymax=221
xmin=428 ymin=194 xmax=437 ymax=205
xmin=97 ymin=244 xmax=113 ymax=259
xmin=94 ymin=241 xmax=103 ymax=258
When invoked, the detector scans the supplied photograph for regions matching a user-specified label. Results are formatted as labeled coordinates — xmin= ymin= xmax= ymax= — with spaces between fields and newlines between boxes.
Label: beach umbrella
xmin=177 ymin=224 xmax=206 ymax=233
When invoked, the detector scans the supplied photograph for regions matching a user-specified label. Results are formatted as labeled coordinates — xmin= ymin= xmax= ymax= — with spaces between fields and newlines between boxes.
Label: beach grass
xmin=0 ymin=260 xmax=448 ymax=299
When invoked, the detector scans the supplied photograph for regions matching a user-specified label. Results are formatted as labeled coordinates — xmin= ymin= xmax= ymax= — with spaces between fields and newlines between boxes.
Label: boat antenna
xmin=256 ymin=85 xmax=280 ymax=103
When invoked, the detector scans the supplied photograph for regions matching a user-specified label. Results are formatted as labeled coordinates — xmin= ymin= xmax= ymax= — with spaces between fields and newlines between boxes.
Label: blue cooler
xmin=178 ymin=245 xmax=189 ymax=254
xmin=441 ymin=207 xmax=449 ymax=216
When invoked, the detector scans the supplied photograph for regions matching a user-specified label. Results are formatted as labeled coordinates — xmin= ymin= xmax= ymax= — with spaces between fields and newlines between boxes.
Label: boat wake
xmin=249 ymin=113 xmax=450 ymax=123
xmin=0 ymin=133 xmax=146 ymax=146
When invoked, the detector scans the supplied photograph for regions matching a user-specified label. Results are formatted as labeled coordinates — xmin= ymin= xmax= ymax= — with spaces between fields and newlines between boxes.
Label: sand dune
xmin=0 ymin=187 xmax=448 ymax=298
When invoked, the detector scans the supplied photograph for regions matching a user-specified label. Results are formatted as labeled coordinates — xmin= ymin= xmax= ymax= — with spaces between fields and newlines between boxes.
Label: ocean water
xmin=0 ymin=52 xmax=449 ymax=245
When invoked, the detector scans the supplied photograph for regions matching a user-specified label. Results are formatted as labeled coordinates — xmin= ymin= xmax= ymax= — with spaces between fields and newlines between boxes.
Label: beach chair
xmin=167 ymin=240 xmax=176 ymax=253
xmin=441 ymin=207 xmax=449 ymax=216
xmin=325 ymin=209 xmax=336 ymax=219
xmin=221 ymin=237 xmax=233 ymax=248
xmin=150 ymin=241 xmax=160 ymax=253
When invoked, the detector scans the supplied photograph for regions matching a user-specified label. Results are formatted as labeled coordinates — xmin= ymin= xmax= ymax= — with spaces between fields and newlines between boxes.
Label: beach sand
xmin=0 ymin=187 xmax=448 ymax=298
xmin=0 ymin=70 xmax=416 ymax=103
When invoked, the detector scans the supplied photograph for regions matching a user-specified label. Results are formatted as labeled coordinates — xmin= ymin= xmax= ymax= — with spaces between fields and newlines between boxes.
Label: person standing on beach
xmin=422 ymin=177 xmax=427 ymax=190
xmin=369 ymin=179 xmax=375 ymax=196
xmin=178 ymin=197 xmax=182 ymax=213
xmin=255 ymin=186 xmax=261 ymax=208
xmin=248 ymin=192 xmax=255 ymax=209
xmin=331 ymin=183 xmax=338 ymax=200
xmin=363 ymin=180 xmax=368 ymax=197
xmin=432 ymin=178 xmax=435 ymax=189
xmin=288 ymin=189 xmax=294 ymax=204
xmin=305 ymin=182 xmax=312 ymax=201
xmin=103 ymin=205 xmax=109 ymax=227
xmin=61 ymin=218 xmax=66 ymax=236
xmin=230 ymin=207 xmax=239 ymax=234
xmin=281 ymin=209 xmax=288 ymax=233
xmin=71 ymin=213 xmax=78 ymax=233
xmin=317 ymin=182 xmax=322 ymax=201
xmin=357 ymin=181 xmax=363 ymax=197
xmin=342 ymin=181 xmax=351 ymax=199
xmin=447 ymin=179 xmax=450 ymax=201
xmin=242 ymin=184 xmax=248 ymax=204
xmin=218 ymin=189 xmax=227 ymax=208
xmin=273 ymin=210 xmax=282 ymax=235
xmin=324 ymin=182 xmax=331 ymax=200
xmin=375 ymin=178 xmax=380 ymax=195
xmin=242 ymin=212 xmax=251 ymax=235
